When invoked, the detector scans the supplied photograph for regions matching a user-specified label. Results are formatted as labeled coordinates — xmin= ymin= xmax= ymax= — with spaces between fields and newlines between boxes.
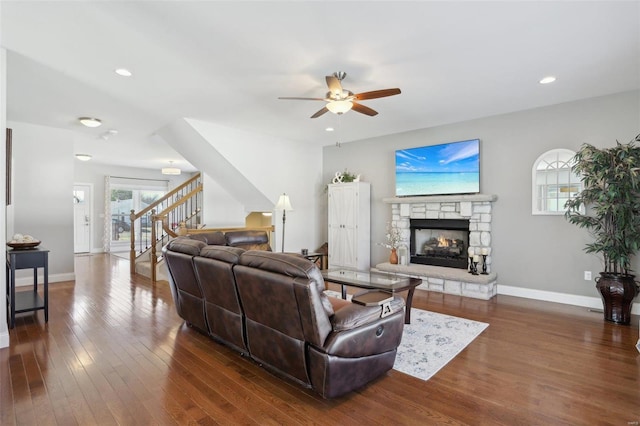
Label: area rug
xmin=324 ymin=290 xmax=489 ymax=381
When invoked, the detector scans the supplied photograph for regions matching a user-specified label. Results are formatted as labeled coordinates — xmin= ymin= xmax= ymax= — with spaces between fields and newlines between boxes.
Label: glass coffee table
xmin=321 ymin=268 xmax=422 ymax=324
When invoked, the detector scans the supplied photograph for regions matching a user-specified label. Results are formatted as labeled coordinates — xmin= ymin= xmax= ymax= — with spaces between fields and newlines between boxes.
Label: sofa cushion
xmin=225 ymin=230 xmax=272 ymax=251
xmin=200 ymin=245 xmax=245 ymax=263
xmin=194 ymin=245 xmax=248 ymax=354
xmin=189 ymin=231 xmax=226 ymax=246
xmin=166 ymin=237 xmax=206 ymax=255
xmin=238 ymin=251 xmax=333 ymax=317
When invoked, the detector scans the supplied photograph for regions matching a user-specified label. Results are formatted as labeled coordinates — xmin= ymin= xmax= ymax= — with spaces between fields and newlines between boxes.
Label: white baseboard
xmin=15 ymin=272 xmax=75 ymax=287
xmin=0 ymin=331 xmax=9 ymax=348
xmin=498 ymin=284 xmax=640 ymax=315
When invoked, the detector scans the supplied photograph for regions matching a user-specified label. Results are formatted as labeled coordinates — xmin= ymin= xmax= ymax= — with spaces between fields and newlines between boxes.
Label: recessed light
xmin=79 ymin=117 xmax=102 ymax=127
xmin=326 ymin=127 xmax=334 ymax=132
xmin=539 ymin=76 xmax=557 ymax=84
xmin=75 ymin=154 xmax=92 ymax=161
xmin=115 ymin=68 xmax=132 ymax=77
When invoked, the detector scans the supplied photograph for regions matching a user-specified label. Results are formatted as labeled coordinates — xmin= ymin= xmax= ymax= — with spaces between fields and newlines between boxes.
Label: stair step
xmin=135 ymin=259 xmax=168 ymax=281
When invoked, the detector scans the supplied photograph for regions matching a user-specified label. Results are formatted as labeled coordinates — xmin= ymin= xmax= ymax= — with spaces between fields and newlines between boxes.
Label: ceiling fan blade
xmin=311 ymin=106 xmax=329 ymax=118
xmin=354 ymin=88 xmax=401 ymax=101
xmin=278 ymin=96 xmax=326 ymax=101
xmin=325 ymin=75 xmax=343 ymax=97
xmin=351 ymin=102 xmax=378 ymax=116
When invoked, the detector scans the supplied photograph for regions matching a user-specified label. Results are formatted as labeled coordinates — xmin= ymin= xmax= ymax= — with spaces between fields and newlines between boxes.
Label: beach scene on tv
xmin=395 ymin=139 xmax=480 ymax=196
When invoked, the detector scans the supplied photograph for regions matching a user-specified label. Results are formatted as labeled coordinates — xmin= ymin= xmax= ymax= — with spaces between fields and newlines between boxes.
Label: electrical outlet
xmin=584 ymin=271 xmax=592 ymax=281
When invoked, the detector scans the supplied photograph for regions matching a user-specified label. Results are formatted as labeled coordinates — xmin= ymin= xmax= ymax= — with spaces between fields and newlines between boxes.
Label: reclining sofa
xmin=162 ymin=231 xmax=406 ymax=398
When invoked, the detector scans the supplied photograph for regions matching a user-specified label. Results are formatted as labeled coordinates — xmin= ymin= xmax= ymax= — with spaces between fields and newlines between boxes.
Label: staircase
xmin=129 ymin=173 xmax=275 ymax=283
xmin=129 ymin=173 xmax=203 ymax=282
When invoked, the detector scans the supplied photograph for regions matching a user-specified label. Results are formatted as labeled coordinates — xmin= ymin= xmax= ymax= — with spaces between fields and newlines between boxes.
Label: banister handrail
xmin=156 ymin=184 xmax=203 ymax=218
xmin=132 ymin=173 xmax=201 ymax=221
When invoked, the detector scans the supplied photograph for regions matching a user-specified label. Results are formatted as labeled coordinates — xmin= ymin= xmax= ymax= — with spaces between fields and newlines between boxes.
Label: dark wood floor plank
xmin=1 ymin=253 xmax=638 ymax=425
xmin=0 ymin=350 xmax=17 ymax=425
xmin=157 ymin=337 xmax=302 ymax=425
xmin=170 ymin=331 xmax=360 ymax=425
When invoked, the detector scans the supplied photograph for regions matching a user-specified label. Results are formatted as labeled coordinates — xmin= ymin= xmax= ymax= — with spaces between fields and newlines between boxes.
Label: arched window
xmin=532 ymin=149 xmax=582 ymax=215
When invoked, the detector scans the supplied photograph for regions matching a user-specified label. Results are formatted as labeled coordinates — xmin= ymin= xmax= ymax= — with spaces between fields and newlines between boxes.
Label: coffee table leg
xmin=404 ymin=287 xmax=416 ymax=324
xmin=341 ymin=284 xmax=347 ymax=299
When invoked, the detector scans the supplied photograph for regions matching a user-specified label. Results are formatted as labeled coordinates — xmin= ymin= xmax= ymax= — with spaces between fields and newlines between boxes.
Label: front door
xmin=73 ymin=184 xmax=92 ymax=253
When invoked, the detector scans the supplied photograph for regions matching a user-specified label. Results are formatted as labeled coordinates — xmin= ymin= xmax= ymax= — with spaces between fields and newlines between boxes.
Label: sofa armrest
xmin=321 ymin=297 xmax=405 ymax=358
xmin=331 ymin=296 xmax=404 ymax=331
xmin=323 ymin=309 xmax=404 ymax=357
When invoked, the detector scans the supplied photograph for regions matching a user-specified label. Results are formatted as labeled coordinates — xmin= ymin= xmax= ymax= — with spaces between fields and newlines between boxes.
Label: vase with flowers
xmin=378 ymin=222 xmax=402 ymax=264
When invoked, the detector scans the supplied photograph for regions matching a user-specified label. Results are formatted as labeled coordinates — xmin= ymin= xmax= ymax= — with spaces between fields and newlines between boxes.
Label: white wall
xmin=187 ymin=119 xmax=324 ymax=253
xmin=322 ymin=90 xmax=640 ymax=302
xmin=8 ymin=121 xmax=76 ymax=282
xmin=1 ymin=45 xmax=9 ymax=347
xmin=201 ymin=174 xmax=246 ymax=228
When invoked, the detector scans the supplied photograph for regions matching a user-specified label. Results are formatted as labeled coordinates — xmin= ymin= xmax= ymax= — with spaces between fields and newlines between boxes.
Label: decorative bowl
xmin=7 ymin=240 xmax=41 ymax=249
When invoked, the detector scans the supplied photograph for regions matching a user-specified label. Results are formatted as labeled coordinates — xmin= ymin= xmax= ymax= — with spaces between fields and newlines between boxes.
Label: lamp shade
xmin=275 ymin=194 xmax=293 ymax=211
xmin=326 ymin=100 xmax=353 ymax=114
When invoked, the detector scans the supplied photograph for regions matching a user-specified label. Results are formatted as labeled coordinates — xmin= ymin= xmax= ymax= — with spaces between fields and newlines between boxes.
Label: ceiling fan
xmin=278 ymin=71 xmax=401 ymax=119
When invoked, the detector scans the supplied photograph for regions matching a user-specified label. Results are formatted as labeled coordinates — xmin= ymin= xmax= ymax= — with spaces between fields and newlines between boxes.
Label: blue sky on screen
xmin=396 ymin=139 xmax=479 ymax=173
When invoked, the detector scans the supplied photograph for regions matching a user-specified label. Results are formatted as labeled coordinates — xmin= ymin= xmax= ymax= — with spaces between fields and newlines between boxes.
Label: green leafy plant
xmin=325 ymin=169 xmax=360 ymax=192
xmin=339 ymin=170 xmax=358 ymax=183
xmin=564 ymin=134 xmax=640 ymax=276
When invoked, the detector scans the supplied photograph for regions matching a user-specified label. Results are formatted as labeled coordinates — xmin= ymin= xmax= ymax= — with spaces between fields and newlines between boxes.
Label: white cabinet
xmin=328 ymin=182 xmax=370 ymax=270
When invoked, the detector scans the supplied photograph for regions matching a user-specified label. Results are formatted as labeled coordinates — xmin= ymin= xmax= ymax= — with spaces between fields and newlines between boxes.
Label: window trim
xmin=531 ymin=148 xmax=581 ymax=216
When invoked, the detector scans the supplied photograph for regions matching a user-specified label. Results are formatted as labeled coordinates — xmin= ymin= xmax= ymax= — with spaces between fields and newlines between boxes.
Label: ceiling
xmin=2 ymin=1 xmax=639 ymax=173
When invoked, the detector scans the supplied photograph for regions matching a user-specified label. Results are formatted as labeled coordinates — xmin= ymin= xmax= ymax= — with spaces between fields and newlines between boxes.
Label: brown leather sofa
xmin=162 ymin=234 xmax=406 ymax=398
xmin=188 ymin=229 xmax=272 ymax=251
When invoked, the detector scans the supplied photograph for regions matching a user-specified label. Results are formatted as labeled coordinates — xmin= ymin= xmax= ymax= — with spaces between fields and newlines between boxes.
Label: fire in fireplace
xmin=410 ymin=219 xmax=470 ymax=269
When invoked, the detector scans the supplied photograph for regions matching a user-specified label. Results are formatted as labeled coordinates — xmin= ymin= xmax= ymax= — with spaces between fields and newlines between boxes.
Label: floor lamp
xmin=275 ymin=193 xmax=293 ymax=252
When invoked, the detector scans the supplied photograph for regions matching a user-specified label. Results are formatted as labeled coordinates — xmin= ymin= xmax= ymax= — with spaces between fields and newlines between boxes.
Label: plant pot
xmin=595 ymin=272 xmax=639 ymax=325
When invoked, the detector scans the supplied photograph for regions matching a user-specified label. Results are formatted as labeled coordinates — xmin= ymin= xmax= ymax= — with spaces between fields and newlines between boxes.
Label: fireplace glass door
xmin=410 ymin=219 xmax=469 ymax=269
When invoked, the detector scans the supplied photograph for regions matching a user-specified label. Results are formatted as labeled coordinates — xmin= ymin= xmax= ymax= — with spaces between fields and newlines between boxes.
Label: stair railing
xmin=129 ymin=173 xmax=202 ymax=275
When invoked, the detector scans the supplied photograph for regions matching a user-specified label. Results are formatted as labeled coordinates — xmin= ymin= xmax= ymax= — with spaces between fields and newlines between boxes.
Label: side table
xmin=303 ymin=252 xmax=327 ymax=270
xmin=6 ymin=247 xmax=49 ymax=328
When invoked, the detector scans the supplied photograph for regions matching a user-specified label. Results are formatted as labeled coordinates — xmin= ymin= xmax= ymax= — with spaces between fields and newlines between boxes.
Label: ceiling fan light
xmin=75 ymin=154 xmax=92 ymax=161
xmin=326 ymin=100 xmax=353 ymax=114
xmin=79 ymin=117 xmax=102 ymax=127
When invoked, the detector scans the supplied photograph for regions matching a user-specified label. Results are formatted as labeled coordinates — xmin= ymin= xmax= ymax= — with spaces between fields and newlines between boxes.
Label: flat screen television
xmin=395 ymin=139 xmax=480 ymax=197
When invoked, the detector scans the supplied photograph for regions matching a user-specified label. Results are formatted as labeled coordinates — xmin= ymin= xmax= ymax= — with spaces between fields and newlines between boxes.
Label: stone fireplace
xmin=375 ymin=194 xmax=498 ymax=300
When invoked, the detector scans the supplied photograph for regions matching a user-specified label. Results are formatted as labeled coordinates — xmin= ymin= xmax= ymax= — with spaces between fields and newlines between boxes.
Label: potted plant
xmin=564 ymin=134 xmax=640 ymax=324
xmin=330 ymin=169 xmax=360 ymax=184
xmin=378 ymin=222 xmax=401 ymax=264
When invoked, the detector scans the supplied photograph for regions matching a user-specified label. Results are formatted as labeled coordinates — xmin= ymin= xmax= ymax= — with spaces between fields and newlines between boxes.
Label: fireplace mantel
xmin=383 ymin=194 xmax=497 ymax=204
xmin=383 ymin=193 xmax=498 ymax=299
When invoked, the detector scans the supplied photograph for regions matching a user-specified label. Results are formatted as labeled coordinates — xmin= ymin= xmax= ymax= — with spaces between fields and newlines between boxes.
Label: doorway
xmin=73 ymin=183 xmax=92 ymax=253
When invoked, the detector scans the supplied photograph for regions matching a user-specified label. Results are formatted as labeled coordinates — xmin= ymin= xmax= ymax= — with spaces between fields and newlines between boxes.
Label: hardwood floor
xmin=2 ymin=253 xmax=639 ymax=425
